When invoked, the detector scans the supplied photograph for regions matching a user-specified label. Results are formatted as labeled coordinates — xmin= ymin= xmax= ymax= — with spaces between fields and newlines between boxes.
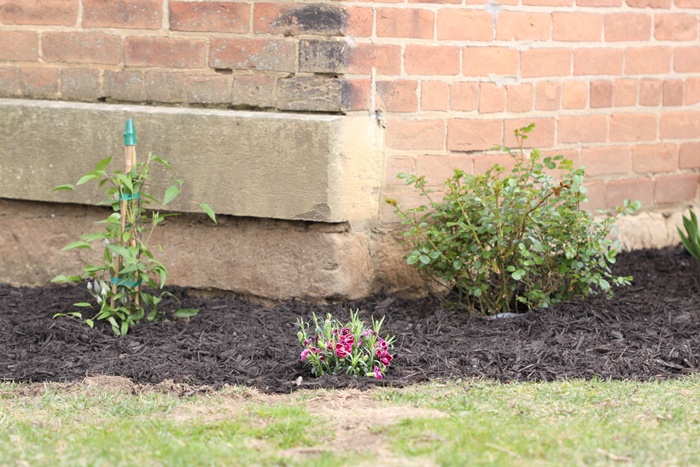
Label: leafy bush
xmin=296 ymin=310 xmax=395 ymax=379
xmin=52 ymin=153 xmax=216 ymax=335
xmin=387 ymin=124 xmax=640 ymax=315
xmin=678 ymin=210 xmax=700 ymax=261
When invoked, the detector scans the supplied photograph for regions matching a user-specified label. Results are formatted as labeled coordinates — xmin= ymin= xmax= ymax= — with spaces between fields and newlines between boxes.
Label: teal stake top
xmin=124 ymin=119 xmax=137 ymax=146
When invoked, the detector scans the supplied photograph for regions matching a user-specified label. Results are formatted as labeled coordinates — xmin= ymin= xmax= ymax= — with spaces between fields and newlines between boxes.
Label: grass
xmin=1 ymin=376 xmax=699 ymax=466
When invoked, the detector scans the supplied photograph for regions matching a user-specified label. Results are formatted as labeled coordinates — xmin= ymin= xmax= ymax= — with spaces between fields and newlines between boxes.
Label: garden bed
xmin=1 ymin=246 xmax=698 ymax=393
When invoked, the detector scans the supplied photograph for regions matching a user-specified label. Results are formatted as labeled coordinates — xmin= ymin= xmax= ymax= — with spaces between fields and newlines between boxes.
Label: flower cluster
xmin=296 ymin=309 xmax=395 ymax=379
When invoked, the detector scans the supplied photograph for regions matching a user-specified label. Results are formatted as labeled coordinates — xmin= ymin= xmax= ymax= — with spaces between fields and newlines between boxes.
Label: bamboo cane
xmin=123 ymin=120 xmax=139 ymax=307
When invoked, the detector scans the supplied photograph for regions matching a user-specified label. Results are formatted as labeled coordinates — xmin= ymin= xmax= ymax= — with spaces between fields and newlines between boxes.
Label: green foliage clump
xmin=678 ymin=210 xmax=700 ymax=261
xmin=387 ymin=124 xmax=640 ymax=315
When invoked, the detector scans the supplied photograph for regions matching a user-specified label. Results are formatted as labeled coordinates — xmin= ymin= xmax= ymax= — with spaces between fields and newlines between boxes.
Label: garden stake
xmin=124 ymin=119 xmax=140 ymax=307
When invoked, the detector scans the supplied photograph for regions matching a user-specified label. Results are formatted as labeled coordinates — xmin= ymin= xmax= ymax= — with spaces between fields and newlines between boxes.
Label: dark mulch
xmin=1 ymin=246 xmax=699 ymax=393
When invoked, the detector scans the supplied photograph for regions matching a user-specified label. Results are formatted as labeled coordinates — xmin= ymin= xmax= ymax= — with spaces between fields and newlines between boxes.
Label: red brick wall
xmin=1 ymin=0 xmax=699 ymax=218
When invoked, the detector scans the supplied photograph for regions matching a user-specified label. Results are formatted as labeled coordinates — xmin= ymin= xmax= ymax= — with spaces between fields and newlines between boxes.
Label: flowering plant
xmin=296 ymin=310 xmax=395 ymax=379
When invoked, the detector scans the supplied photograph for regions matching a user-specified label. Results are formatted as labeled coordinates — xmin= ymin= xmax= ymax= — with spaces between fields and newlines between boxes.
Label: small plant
xmin=387 ymin=124 xmax=640 ymax=316
xmin=296 ymin=310 xmax=395 ymax=379
xmin=678 ymin=210 xmax=700 ymax=261
xmin=52 ymin=122 xmax=216 ymax=335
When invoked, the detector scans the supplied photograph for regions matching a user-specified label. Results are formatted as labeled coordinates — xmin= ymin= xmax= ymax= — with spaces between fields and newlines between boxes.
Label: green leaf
xmin=80 ymin=232 xmax=107 ymax=242
xmin=73 ymin=302 xmax=93 ymax=307
xmin=163 ymin=185 xmax=180 ymax=205
xmin=511 ymin=269 xmax=525 ymax=281
xmin=94 ymin=156 xmax=112 ymax=172
xmin=52 ymin=184 xmax=75 ymax=192
xmin=62 ymin=241 xmax=92 ymax=251
xmin=76 ymin=173 xmax=100 ymax=186
xmin=174 ymin=308 xmax=199 ymax=318
xmin=85 ymin=319 xmax=94 ymax=328
xmin=151 ymin=155 xmax=172 ymax=171
xmin=419 ymin=254 xmax=430 ymax=265
xmin=199 ymin=203 xmax=217 ymax=224
xmin=51 ymin=275 xmax=82 ymax=283
xmin=106 ymin=243 xmax=133 ymax=260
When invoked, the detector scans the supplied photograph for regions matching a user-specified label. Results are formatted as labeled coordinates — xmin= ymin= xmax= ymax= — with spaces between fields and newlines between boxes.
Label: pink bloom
xmin=300 ymin=349 xmax=310 ymax=362
xmin=334 ymin=343 xmax=350 ymax=358
xmin=378 ymin=338 xmax=389 ymax=351
xmin=339 ymin=333 xmax=354 ymax=348
xmin=303 ymin=338 xmax=312 ymax=346
xmin=374 ymin=366 xmax=383 ymax=380
xmin=340 ymin=327 xmax=352 ymax=337
xmin=376 ymin=350 xmax=393 ymax=366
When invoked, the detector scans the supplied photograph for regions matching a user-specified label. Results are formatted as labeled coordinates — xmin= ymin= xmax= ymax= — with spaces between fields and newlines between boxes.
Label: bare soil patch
xmin=1 ymin=246 xmax=698 ymax=393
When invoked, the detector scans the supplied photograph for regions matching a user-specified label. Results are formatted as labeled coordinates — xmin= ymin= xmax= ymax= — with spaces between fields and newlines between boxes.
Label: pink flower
xmin=340 ymin=327 xmax=352 ymax=337
xmin=339 ymin=333 xmax=354 ymax=348
xmin=374 ymin=366 xmax=383 ymax=380
xmin=334 ymin=343 xmax=350 ymax=358
xmin=303 ymin=338 xmax=312 ymax=346
xmin=376 ymin=350 xmax=393 ymax=366
xmin=378 ymin=338 xmax=389 ymax=351
xmin=300 ymin=349 xmax=310 ymax=362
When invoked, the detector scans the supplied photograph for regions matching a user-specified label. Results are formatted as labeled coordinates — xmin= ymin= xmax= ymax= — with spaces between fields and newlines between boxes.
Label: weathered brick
xmin=507 ymin=84 xmax=533 ymax=113
xmin=590 ymin=80 xmax=613 ymax=108
xmin=143 ymin=72 xmax=187 ymax=103
xmin=416 ymin=155 xmax=474 ymax=185
xmin=675 ymin=0 xmax=700 ymax=6
xmin=639 ymin=79 xmax=663 ymax=106
xmin=377 ymin=80 xmax=418 ymax=112
xmin=83 ymin=0 xmax=162 ymax=29
xmin=125 ymin=37 xmax=206 ymax=69
xmin=614 ymin=79 xmax=638 ymax=107
xmin=680 ymin=142 xmax=700 ymax=168
xmin=520 ymin=48 xmax=571 ymax=78
xmin=631 ymin=144 xmax=678 ymax=173
xmin=663 ymin=80 xmax=684 ymax=106
xmin=579 ymin=0 xmax=621 ymax=6
xmin=254 ymin=3 xmax=346 ymax=36
xmin=610 ymin=113 xmax=658 ymax=141
xmin=60 ymin=68 xmax=101 ymax=101
xmin=385 ymin=156 xmax=416 ymax=187
xmin=580 ymin=146 xmax=632 ymax=176
xmin=345 ymin=43 xmax=401 ymax=75
xmin=552 ymin=12 xmax=603 ymax=41
xmin=186 ymin=75 xmax=231 ymax=105
xmin=0 ymin=67 xmax=21 ymax=97
xmin=437 ymin=10 xmax=492 ymax=41
xmin=604 ymin=13 xmax=651 ymax=42
xmin=558 ymin=115 xmax=608 ymax=143
xmin=674 ymin=47 xmax=700 ymax=73
xmin=386 ymin=119 xmax=445 ymax=150
xmin=660 ymin=111 xmax=700 ymax=139
xmin=655 ymin=14 xmax=697 ymax=41
xmin=210 ymin=38 xmax=295 ymax=72
xmin=449 ymin=82 xmax=478 ymax=111
xmin=625 ymin=47 xmax=672 ymax=75
xmin=655 ymin=174 xmax=698 ymax=204
xmin=345 ymin=7 xmax=373 ymax=37
xmin=421 ymin=81 xmax=449 ymax=111
xmin=276 ymin=76 xmax=342 ymax=112
xmin=627 ymin=0 xmax=671 ymax=7
xmin=688 ymin=78 xmax=700 ymax=104
xmin=299 ymin=40 xmax=345 ymax=74
xmin=405 ymin=45 xmax=460 ymax=75
xmin=574 ymin=48 xmax=623 ymax=75
xmin=462 ymin=47 xmax=518 ymax=77
xmin=43 ymin=32 xmax=122 ymax=65
xmin=232 ymin=75 xmax=276 ymax=108
xmin=20 ymin=67 xmax=58 ymax=99
xmin=504 ymin=118 xmax=555 ymax=148
xmin=535 ymin=81 xmax=561 ymax=110
xmin=104 ymin=70 xmax=143 ymax=102
xmin=562 ymin=81 xmax=588 ymax=109
xmin=496 ymin=12 xmax=550 ymax=41
xmin=341 ymin=79 xmax=371 ymax=110
xmin=0 ymin=0 xmax=77 ymax=26
xmin=581 ymin=180 xmax=606 ymax=211
xmin=473 ymin=154 xmax=518 ymax=174
xmin=447 ymin=119 xmax=502 ymax=151
xmin=377 ymin=7 xmax=433 ymax=39
xmin=170 ymin=1 xmax=248 ymax=33
xmin=479 ymin=83 xmax=505 ymax=114
xmin=606 ymin=179 xmax=654 ymax=209
xmin=0 ymin=31 xmax=38 ymax=61
xmin=524 ymin=0 xmax=573 ymax=4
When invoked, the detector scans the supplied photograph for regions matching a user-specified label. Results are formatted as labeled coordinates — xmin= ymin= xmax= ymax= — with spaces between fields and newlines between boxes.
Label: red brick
xmin=581 ymin=146 xmax=631 ymax=176
xmin=232 ymin=75 xmax=276 ymax=108
xmin=675 ymin=0 xmax=700 ymax=6
xmin=660 ymin=111 xmax=700 ymax=139
xmin=574 ymin=48 xmax=623 ymax=75
xmin=680 ymin=142 xmax=700 ymax=168
xmin=449 ymin=82 xmax=478 ymax=111
xmin=604 ymin=13 xmax=651 ymax=42
xmin=421 ymin=81 xmax=449 ymax=111
xmin=385 ymin=156 xmax=416 ymax=187
xmin=473 ymin=154 xmax=519 ymax=174
xmin=521 ymin=48 xmax=571 ymax=78
xmin=0 ymin=31 xmax=38 ymax=61
xmin=170 ymin=2 xmax=248 ymax=33
xmin=525 ymin=0 xmax=573 ymax=4
xmin=345 ymin=44 xmax=401 ymax=75
xmin=377 ymin=8 xmax=433 ymax=39
xmin=632 ymin=144 xmax=678 ymax=173
xmin=416 ymin=155 xmax=475 ymax=185
xmin=535 ymin=81 xmax=561 ymax=110
xmin=558 ymin=115 xmax=608 ymax=143
xmin=590 ymin=80 xmax=613 ymax=108
xmin=83 ymin=0 xmax=162 ymax=29
xmin=437 ymin=10 xmax=492 ymax=41
xmin=552 ymin=12 xmax=603 ymax=41
xmin=626 ymin=0 xmax=671 ymax=6
xmin=126 ymin=37 xmax=206 ymax=69
xmin=478 ymin=83 xmax=504 ymax=114
xmin=346 ymin=7 xmax=373 ymax=37
xmin=625 ymin=47 xmax=671 ymax=75
xmin=386 ymin=119 xmax=445 ymax=150
xmin=380 ymin=191 xmax=428 ymax=224
xmin=462 ymin=47 xmax=518 ymax=77
xmin=655 ymin=174 xmax=698 ymax=204
xmin=581 ymin=180 xmax=606 ymax=211
xmin=688 ymin=78 xmax=700 ymax=104
xmin=377 ymin=80 xmax=419 ymax=112
xmin=663 ymin=80 xmax=684 ymax=106
xmin=562 ymin=81 xmax=588 ymax=109
xmin=210 ymin=38 xmax=295 ymax=72
xmin=342 ymin=79 xmax=371 ymax=111
xmin=253 ymin=3 xmax=345 ymax=36
xmin=42 ymin=32 xmax=122 ymax=65
xmin=606 ymin=179 xmax=654 ymax=209
xmin=20 ymin=67 xmax=59 ymax=99
xmin=60 ymin=68 xmax=101 ymax=101
xmin=104 ymin=70 xmax=143 ymax=102
xmin=405 ymin=45 xmax=460 ymax=76
xmin=610 ymin=113 xmax=658 ymax=141
xmin=674 ymin=47 xmax=700 ymax=73
xmin=504 ymin=118 xmax=555 ymax=148
xmin=655 ymin=14 xmax=697 ymax=41
xmin=640 ymin=79 xmax=663 ymax=106
xmin=410 ymin=0 xmax=461 ymax=4
xmin=614 ymin=79 xmax=638 ymax=107
xmin=447 ymin=119 xmax=502 ymax=151
xmin=186 ymin=75 xmax=232 ymax=105
xmin=0 ymin=67 xmax=21 ymax=97
xmin=578 ymin=0 xmax=621 ymax=6
xmin=496 ymin=12 xmax=550 ymax=41
xmin=144 ymin=71 xmax=187 ymax=103
xmin=507 ymin=84 xmax=533 ymax=113
xmin=0 ymin=0 xmax=77 ymax=26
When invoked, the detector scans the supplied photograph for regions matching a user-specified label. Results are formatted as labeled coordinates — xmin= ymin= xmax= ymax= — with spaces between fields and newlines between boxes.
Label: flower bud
xmin=87 ymin=282 xmax=93 ymax=291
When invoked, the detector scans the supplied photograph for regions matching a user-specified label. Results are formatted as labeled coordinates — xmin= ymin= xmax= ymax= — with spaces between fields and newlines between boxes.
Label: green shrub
xmin=387 ymin=124 xmax=640 ymax=315
xmin=678 ymin=210 xmax=700 ymax=261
